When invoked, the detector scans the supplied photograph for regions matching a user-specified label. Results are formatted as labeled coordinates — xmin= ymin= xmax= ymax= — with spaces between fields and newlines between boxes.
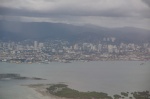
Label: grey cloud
xmin=142 ymin=0 xmax=150 ymax=7
xmin=0 ymin=6 xmax=140 ymax=18
xmin=0 ymin=0 xmax=149 ymax=30
xmin=0 ymin=7 xmax=46 ymax=17
xmin=0 ymin=0 xmax=148 ymax=18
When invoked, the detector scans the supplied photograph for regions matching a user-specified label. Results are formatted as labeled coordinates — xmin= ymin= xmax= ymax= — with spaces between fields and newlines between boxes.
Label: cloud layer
xmin=0 ymin=0 xmax=150 ymax=29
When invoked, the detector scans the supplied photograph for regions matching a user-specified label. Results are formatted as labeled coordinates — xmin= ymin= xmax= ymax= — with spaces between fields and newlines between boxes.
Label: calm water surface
xmin=0 ymin=61 xmax=150 ymax=99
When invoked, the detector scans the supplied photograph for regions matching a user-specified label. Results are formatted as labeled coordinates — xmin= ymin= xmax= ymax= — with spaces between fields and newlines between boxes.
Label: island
xmin=0 ymin=73 xmax=46 ymax=80
xmin=27 ymin=83 xmax=150 ymax=99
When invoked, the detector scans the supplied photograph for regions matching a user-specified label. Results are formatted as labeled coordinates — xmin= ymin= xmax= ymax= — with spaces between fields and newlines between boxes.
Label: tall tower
xmin=34 ymin=41 xmax=38 ymax=50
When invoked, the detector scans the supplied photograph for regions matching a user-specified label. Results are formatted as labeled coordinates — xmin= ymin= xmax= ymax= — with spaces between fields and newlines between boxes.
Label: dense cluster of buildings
xmin=0 ymin=38 xmax=150 ymax=63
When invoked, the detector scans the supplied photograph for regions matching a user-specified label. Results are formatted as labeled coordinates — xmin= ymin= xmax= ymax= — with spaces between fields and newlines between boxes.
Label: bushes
xmin=47 ymin=84 xmax=112 ymax=99
xmin=47 ymin=84 xmax=150 ymax=99
xmin=121 ymin=92 xmax=128 ymax=97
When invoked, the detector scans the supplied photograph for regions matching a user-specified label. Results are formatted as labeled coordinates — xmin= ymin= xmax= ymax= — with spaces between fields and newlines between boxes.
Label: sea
xmin=0 ymin=61 xmax=150 ymax=99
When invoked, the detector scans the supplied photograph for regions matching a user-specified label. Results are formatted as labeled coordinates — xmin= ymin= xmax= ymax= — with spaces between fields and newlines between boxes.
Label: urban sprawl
xmin=0 ymin=37 xmax=150 ymax=63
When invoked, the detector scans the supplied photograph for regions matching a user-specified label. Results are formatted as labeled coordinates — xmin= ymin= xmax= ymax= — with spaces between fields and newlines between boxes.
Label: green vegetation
xmin=47 ymin=84 xmax=112 ymax=99
xmin=46 ymin=84 xmax=150 ymax=99
xmin=113 ymin=94 xmax=121 ymax=99
xmin=129 ymin=97 xmax=132 ymax=99
xmin=121 ymin=92 xmax=128 ymax=97
xmin=0 ymin=73 xmax=45 ymax=80
xmin=132 ymin=91 xmax=150 ymax=99
xmin=47 ymin=84 xmax=67 ymax=91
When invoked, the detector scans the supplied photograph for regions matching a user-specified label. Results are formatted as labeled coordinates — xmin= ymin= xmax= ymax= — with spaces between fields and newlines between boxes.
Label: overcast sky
xmin=0 ymin=0 xmax=150 ymax=29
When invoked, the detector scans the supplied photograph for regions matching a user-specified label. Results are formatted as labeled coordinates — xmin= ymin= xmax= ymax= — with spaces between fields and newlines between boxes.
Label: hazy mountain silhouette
xmin=0 ymin=21 xmax=150 ymax=43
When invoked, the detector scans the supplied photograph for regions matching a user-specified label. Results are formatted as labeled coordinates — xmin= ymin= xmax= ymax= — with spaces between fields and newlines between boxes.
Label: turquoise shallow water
xmin=0 ymin=61 xmax=150 ymax=99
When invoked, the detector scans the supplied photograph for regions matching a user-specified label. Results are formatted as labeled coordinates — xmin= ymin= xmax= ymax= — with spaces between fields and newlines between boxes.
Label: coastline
xmin=0 ymin=59 xmax=149 ymax=65
xmin=25 ymin=84 xmax=150 ymax=99
xmin=26 ymin=84 xmax=70 ymax=99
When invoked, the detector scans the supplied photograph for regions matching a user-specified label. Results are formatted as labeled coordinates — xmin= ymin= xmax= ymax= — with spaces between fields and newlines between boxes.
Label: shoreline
xmin=0 ymin=60 xmax=149 ymax=64
xmin=25 ymin=84 xmax=70 ymax=99
xmin=24 ymin=84 xmax=150 ymax=99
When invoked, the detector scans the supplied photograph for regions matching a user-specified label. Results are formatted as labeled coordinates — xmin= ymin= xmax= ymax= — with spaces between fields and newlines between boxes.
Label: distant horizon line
xmin=0 ymin=20 xmax=150 ymax=31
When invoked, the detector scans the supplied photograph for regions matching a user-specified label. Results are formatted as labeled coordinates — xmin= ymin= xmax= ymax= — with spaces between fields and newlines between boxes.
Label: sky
xmin=0 ymin=0 xmax=150 ymax=29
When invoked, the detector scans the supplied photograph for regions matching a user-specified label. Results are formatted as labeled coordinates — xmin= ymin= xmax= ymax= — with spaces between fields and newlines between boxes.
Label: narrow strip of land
xmin=27 ymin=84 xmax=150 ymax=99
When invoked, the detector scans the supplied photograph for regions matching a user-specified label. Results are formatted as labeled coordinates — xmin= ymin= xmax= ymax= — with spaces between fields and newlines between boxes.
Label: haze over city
xmin=0 ymin=1 xmax=150 ymax=99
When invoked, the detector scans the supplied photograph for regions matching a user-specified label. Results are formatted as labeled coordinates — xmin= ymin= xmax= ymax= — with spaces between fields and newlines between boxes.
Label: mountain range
xmin=0 ymin=21 xmax=150 ymax=43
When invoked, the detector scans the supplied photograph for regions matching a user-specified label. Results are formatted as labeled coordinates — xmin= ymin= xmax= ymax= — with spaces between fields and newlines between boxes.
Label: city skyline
xmin=0 ymin=39 xmax=150 ymax=63
xmin=0 ymin=1 xmax=150 ymax=98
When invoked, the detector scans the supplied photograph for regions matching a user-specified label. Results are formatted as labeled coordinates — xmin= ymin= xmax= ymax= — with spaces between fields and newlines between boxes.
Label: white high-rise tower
xmin=34 ymin=41 xmax=38 ymax=50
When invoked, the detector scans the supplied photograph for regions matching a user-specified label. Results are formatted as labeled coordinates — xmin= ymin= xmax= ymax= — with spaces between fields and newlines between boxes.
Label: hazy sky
xmin=0 ymin=0 xmax=150 ymax=29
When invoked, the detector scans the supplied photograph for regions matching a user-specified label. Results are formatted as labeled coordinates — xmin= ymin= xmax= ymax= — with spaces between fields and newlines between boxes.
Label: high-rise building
xmin=39 ymin=43 xmax=44 ymax=50
xmin=108 ymin=45 xmax=113 ymax=53
xmin=74 ymin=44 xmax=79 ymax=50
xmin=34 ymin=41 xmax=38 ymax=50
xmin=98 ymin=44 xmax=102 ymax=52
